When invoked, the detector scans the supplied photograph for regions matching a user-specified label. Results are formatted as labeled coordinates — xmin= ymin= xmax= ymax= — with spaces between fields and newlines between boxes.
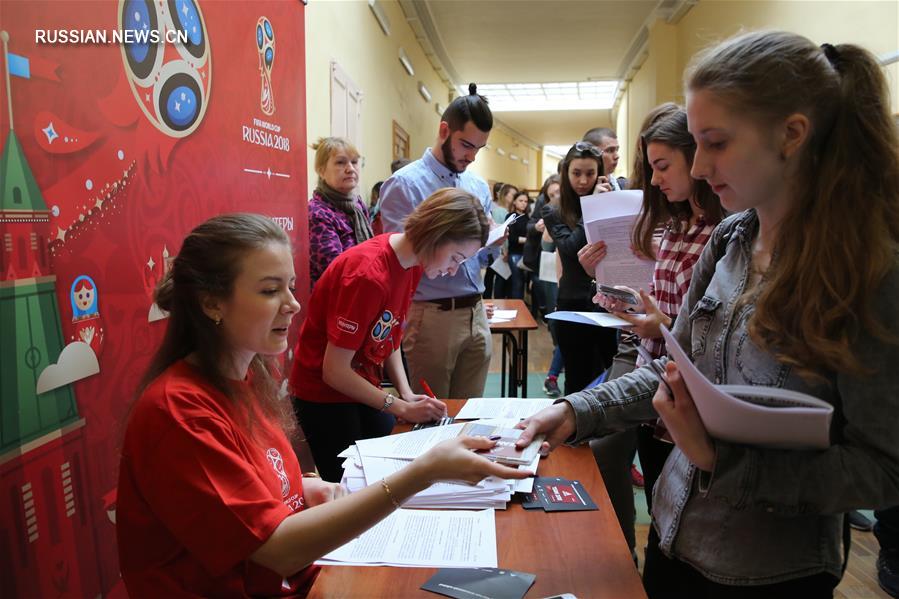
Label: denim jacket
xmin=564 ymin=209 xmax=899 ymax=584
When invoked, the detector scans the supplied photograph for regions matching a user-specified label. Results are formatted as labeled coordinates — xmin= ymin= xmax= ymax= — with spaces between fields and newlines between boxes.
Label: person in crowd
xmin=543 ymin=141 xmax=619 ymax=395
xmin=379 ymin=84 xmax=500 ymax=400
xmin=292 ymin=189 xmax=489 ymax=482
xmin=523 ymin=174 xmax=565 ymax=397
xmin=369 ymin=181 xmax=383 ymax=220
xmin=117 ymin=213 xmax=529 ymax=597
xmin=506 ymin=189 xmax=531 ymax=299
xmin=486 ymin=182 xmax=518 ymax=299
xmin=518 ymin=31 xmax=899 ymax=597
xmin=307 ymin=137 xmax=372 ymax=289
xmin=583 ymin=127 xmax=628 ymax=191
xmin=589 ymin=103 xmax=724 ymax=564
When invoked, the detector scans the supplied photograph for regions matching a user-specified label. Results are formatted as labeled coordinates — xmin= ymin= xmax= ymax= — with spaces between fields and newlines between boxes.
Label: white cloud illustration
xmin=36 ymin=341 xmax=100 ymax=394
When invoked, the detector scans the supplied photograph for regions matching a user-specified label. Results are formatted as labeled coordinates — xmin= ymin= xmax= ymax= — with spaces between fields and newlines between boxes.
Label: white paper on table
xmin=659 ymin=326 xmax=833 ymax=449
xmin=356 ymin=423 xmax=466 ymax=459
xmin=546 ymin=311 xmax=633 ymax=329
xmin=317 ymin=508 xmax=497 ymax=568
xmin=490 ymin=256 xmax=512 ymax=279
xmin=538 ymin=250 xmax=557 ymax=283
xmin=580 ymin=190 xmax=654 ymax=291
xmin=455 ymin=398 xmax=554 ymax=420
xmin=492 ymin=309 xmax=517 ymax=320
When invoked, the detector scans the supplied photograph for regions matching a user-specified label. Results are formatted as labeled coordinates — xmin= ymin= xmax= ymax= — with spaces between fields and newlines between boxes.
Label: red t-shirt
xmin=117 ymin=361 xmax=317 ymax=597
xmin=290 ymin=234 xmax=422 ymax=403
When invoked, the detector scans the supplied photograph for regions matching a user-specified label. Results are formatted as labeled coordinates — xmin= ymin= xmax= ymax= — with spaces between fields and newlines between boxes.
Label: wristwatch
xmin=380 ymin=392 xmax=397 ymax=412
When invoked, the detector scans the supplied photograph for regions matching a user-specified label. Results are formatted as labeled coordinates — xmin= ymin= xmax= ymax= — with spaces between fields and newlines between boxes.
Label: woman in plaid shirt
xmin=592 ymin=105 xmax=724 ymax=561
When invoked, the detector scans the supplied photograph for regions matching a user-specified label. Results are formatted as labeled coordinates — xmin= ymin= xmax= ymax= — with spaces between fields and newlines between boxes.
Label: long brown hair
xmin=559 ymin=142 xmax=603 ymax=228
xmin=138 ymin=213 xmax=297 ymax=437
xmin=631 ymin=107 xmax=723 ymax=260
xmin=686 ymin=30 xmax=899 ymax=378
xmin=627 ymin=103 xmax=680 ymax=191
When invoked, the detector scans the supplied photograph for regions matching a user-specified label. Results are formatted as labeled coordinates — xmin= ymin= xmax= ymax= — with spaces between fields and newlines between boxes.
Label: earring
xmin=214 ymin=316 xmax=222 ymax=325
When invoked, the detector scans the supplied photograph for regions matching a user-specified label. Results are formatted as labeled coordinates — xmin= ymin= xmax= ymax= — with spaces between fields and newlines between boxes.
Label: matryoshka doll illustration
xmin=70 ymin=275 xmax=105 ymax=356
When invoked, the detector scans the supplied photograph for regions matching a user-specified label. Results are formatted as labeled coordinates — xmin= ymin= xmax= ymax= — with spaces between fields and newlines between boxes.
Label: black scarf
xmin=316 ymin=181 xmax=373 ymax=244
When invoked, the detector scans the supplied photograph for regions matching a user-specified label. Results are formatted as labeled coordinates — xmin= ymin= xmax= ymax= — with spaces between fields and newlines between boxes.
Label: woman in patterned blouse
xmin=307 ymin=137 xmax=373 ymax=289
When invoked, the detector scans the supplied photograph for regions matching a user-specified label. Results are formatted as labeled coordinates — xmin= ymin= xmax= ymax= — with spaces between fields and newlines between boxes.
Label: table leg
xmin=521 ymin=330 xmax=529 ymax=397
xmin=503 ymin=331 xmax=519 ymax=397
xmin=501 ymin=332 xmax=508 ymax=398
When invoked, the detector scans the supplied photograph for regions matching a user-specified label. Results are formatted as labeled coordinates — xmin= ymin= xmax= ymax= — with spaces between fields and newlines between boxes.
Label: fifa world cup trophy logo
xmin=256 ymin=16 xmax=275 ymax=115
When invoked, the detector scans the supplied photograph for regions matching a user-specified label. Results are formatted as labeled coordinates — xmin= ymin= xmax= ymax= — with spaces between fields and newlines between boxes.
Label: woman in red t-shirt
xmin=291 ymin=188 xmax=491 ymax=482
xmin=118 ymin=213 xmax=527 ymax=598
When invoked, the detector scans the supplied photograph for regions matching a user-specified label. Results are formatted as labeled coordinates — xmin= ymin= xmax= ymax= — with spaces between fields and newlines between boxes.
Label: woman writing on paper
xmin=292 ymin=188 xmax=490 ymax=482
xmin=543 ymin=142 xmax=620 ymax=394
xmin=518 ymin=31 xmax=899 ymax=596
xmin=117 ymin=213 xmax=527 ymax=597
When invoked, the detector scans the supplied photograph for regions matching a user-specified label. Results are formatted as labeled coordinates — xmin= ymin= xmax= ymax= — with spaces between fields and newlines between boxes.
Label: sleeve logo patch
xmin=336 ymin=317 xmax=359 ymax=334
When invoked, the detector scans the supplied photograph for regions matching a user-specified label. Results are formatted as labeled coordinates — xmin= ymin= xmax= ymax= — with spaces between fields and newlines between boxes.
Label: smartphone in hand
xmin=597 ymin=284 xmax=639 ymax=305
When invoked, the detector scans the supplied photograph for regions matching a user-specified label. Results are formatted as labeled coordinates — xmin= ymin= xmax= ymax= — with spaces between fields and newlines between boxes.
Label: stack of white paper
xmin=455 ymin=397 xmax=554 ymax=420
xmin=338 ymin=418 xmax=538 ymax=509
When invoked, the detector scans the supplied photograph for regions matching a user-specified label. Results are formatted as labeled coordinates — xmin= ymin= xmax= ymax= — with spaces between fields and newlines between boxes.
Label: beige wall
xmin=615 ymin=0 xmax=899 ymax=175
xmin=304 ymin=0 xmax=448 ymax=199
xmin=468 ymin=124 xmax=541 ymax=192
xmin=305 ymin=0 xmax=545 ymax=201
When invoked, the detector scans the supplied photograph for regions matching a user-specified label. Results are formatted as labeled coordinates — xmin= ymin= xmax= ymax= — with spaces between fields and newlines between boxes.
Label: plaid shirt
xmin=639 ymin=217 xmax=714 ymax=363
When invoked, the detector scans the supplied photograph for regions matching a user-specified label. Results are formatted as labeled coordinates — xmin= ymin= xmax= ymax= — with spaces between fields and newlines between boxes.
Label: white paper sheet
xmin=485 ymin=213 xmax=523 ymax=247
xmin=538 ymin=250 xmax=557 ymax=283
xmin=455 ymin=397 xmax=554 ymax=420
xmin=659 ymin=325 xmax=833 ymax=449
xmin=317 ymin=508 xmax=497 ymax=568
xmin=490 ymin=256 xmax=512 ymax=280
xmin=580 ymin=190 xmax=654 ymax=290
xmin=356 ymin=423 xmax=466 ymax=459
xmin=546 ymin=311 xmax=633 ymax=328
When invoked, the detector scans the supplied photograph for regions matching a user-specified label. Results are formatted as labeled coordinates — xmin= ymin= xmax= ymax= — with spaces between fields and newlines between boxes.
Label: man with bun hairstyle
xmin=379 ymin=83 xmax=498 ymax=400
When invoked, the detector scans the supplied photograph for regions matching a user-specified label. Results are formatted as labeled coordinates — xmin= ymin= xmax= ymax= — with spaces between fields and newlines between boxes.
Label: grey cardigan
xmin=563 ymin=209 xmax=899 ymax=585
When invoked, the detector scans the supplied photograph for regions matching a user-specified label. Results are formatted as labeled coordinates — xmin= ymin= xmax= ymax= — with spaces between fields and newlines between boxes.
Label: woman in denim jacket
xmin=518 ymin=30 xmax=899 ymax=597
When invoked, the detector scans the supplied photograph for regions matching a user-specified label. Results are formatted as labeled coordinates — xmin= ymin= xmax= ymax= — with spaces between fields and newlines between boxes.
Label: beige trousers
xmin=402 ymin=300 xmax=492 ymax=399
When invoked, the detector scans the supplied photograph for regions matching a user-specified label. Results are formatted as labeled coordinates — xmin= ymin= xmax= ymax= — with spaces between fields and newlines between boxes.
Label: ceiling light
xmin=398 ymin=48 xmax=414 ymax=76
xmin=368 ymin=0 xmax=391 ymax=36
xmin=497 ymin=148 xmax=506 ymax=156
xmin=509 ymin=154 xmax=519 ymax=161
xmin=461 ymin=81 xmax=619 ymax=112
xmin=418 ymin=83 xmax=431 ymax=102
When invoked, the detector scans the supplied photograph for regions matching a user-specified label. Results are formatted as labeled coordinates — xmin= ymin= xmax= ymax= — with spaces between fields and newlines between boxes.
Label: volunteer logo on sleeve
xmin=336 ymin=317 xmax=359 ymax=334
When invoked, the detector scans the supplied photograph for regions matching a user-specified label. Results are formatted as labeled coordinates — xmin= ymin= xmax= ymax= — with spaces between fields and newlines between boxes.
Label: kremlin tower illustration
xmin=0 ymin=31 xmax=101 ymax=597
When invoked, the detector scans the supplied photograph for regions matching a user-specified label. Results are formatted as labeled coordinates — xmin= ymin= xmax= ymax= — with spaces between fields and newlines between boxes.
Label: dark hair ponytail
xmin=441 ymin=82 xmax=493 ymax=133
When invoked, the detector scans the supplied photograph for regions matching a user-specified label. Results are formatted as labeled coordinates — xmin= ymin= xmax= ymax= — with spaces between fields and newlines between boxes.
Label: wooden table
xmin=307 ymin=400 xmax=647 ymax=599
xmin=488 ymin=298 xmax=539 ymax=398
